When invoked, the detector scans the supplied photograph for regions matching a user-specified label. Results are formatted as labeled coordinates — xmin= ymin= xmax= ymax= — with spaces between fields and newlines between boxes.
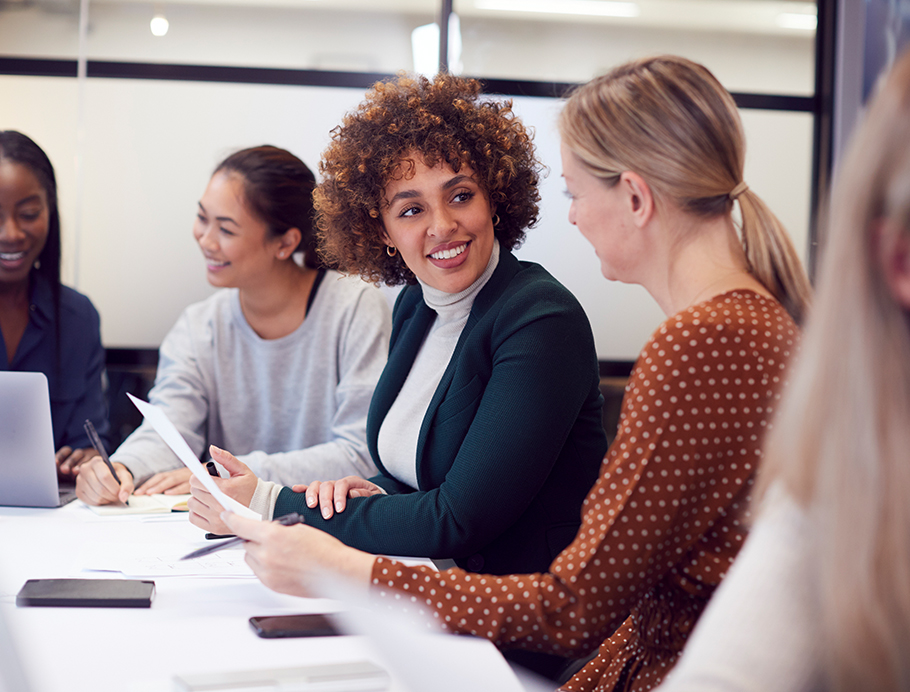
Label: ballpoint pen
xmin=83 ymin=419 xmax=123 ymax=494
xmin=202 ymin=461 xmax=233 ymax=538
xmin=180 ymin=513 xmax=304 ymax=560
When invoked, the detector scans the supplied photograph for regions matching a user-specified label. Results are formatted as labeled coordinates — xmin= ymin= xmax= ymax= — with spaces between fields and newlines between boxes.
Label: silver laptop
xmin=0 ymin=371 xmax=77 ymax=508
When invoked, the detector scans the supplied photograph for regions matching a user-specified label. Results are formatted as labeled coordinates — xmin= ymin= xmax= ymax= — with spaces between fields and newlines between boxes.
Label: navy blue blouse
xmin=0 ymin=274 xmax=110 ymax=450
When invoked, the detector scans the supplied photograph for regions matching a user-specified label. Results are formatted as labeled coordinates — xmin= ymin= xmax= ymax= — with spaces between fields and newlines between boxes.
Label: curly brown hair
xmin=314 ymin=73 xmax=542 ymax=286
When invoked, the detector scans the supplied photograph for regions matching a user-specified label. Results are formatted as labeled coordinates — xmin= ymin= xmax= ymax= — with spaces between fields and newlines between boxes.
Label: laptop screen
xmin=0 ymin=371 xmax=65 ymax=508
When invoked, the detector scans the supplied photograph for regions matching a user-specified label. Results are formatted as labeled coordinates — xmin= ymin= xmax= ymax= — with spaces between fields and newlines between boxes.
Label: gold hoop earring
xmin=386 ymin=245 xmax=397 ymax=257
xmin=492 ymin=214 xmax=501 ymax=227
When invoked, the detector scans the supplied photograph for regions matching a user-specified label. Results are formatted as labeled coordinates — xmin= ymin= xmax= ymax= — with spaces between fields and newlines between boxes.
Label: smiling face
xmin=0 ymin=160 xmax=50 ymax=288
xmin=380 ymin=156 xmax=495 ymax=294
xmin=192 ymin=171 xmax=286 ymax=289
xmin=561 ymin=142 xmax=642 ymax=283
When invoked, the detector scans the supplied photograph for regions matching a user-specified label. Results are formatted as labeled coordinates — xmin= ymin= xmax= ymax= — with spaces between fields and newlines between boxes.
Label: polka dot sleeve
xmin=370 ymin=292 xmax=798 ymax=685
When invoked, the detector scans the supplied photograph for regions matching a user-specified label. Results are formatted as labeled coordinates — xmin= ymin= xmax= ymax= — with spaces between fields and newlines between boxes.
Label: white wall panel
xmin=0 ymin=71 xmax=814 ymax=359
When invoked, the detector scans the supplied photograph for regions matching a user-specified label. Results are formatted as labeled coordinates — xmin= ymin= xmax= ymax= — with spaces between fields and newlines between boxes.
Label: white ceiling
xmin=15 ymin=0 xmax=818 ymax=36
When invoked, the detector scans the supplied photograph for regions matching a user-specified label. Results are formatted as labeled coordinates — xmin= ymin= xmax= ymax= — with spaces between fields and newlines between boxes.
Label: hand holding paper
xmin=126 ymin=394 xmax=260 ymax=520
xmin=187 ymin=446 xmax=261 ymax=534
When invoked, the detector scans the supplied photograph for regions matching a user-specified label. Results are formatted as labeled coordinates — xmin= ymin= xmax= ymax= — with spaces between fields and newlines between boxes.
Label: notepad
xmin=16 ymin=578 xmax=155 ymax=608
xmin=86 ymin=494 xmax=191 ymax=515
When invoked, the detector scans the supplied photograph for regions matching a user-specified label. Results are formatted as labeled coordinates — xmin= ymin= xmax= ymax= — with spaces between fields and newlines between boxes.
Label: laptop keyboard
xmin=58 ymin=481 xmax=78 ymax=506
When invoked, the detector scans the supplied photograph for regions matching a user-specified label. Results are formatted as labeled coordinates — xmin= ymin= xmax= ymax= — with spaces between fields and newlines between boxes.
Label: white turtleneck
xmin=377 ymin=240 xmax=501 ymax=489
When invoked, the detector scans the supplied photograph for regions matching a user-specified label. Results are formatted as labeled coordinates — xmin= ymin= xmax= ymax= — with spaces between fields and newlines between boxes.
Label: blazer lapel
xmin=367 ymin=297 xmax=436 ymax=469
xmin=412 ymin=250 xmax=522 ymax=481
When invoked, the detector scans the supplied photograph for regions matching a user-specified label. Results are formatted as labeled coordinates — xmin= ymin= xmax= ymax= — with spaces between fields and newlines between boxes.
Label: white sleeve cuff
xmin=249 ymin=479 xmax=283 ymax=520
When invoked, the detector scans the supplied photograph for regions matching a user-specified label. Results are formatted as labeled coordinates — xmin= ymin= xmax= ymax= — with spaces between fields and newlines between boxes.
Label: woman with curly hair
xmin=201 ymin=56 xmax=808 ymax=692
xmin=188 ymin=75 xmax=607 ymax=599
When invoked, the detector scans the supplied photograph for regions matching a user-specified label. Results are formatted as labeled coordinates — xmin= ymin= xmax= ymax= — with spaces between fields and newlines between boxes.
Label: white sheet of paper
xmin=127 ymin=393 xmax=260 ymax=520
xmin=80 ymin=541 xmax=255 ymax=577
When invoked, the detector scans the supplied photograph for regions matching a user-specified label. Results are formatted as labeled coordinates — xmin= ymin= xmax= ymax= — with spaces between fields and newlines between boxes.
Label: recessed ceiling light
xmin=150 ymin=14 xmax=169 ymax=37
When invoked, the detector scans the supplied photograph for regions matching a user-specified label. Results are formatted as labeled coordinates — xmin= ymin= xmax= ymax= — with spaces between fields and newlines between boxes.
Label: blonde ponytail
xmin=738 ymin=189 xmax=812 ymax=324
xmin=559 ymin=55 xmax=811 ymax=323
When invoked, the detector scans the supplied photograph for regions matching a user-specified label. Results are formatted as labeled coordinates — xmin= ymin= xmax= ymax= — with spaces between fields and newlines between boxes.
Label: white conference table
xmin=0 ymin=501 xmax=531 ymax=692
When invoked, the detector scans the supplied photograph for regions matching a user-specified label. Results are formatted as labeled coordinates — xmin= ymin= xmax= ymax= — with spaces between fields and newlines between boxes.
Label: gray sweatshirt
xmin=112 ymin=271 xmax=391 ymax=485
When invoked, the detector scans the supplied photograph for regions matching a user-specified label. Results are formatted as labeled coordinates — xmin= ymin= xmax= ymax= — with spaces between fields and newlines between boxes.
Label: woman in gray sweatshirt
xmin=75 ymin=145 xmax=391 ymax=506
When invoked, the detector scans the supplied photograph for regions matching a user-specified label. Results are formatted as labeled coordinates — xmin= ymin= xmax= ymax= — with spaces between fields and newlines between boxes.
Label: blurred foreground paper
xmin=318 ymin=573 xmax=554 ymax=692
xmin=0 ymin=603 xmax=32 ymax=692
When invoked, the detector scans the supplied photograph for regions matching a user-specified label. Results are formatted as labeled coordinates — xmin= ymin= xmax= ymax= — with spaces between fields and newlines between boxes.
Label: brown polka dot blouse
xmin=371 ymin=290 xmax=799 ymax=692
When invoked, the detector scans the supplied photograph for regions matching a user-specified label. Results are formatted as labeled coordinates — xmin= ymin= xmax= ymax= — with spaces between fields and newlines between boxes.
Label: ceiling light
xmin=474 ymin=0 xmax=640 ymax=18
xmin=776 ymin=12 xmax=817 ymax=31
xmin=150 ymin=14 xmax=169 ymax=37
xmin=412 ymin=13 xmax=463 ymax=78
xmin=412 ymin=22 xmax=438 ymax=77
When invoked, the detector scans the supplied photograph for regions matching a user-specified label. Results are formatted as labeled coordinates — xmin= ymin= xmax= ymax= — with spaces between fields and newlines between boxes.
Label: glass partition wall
xmin=0 ymin=0 xmax=823 ymax=363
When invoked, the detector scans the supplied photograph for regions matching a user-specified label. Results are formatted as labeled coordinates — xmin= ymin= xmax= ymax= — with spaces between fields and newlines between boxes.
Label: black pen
xmin=179 ymin=512 xmax=304 ymax=561
xmin=83 ymin=419 xmax=121 ymax=489
xmin=202 ymin=461 xmax=235 ymax=539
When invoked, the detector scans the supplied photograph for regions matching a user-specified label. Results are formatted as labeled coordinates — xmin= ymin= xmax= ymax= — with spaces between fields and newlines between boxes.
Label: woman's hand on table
xmin=188 ymin=445 xmax=258 ymax=533
xmin=75 ymin=458 xmax=135 ymax=505
xmin=135 ymin=467 xmax=193 ymax=495
xmin=222 ymin=510 xmax=375 ymax=598
xmin=292 ymin=476 xmax=384 ymax=519
xmin=56 ymin=446 xmax=98 ymax=476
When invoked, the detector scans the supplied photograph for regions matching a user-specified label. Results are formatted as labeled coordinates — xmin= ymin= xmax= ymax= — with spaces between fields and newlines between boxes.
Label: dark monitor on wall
xmin=862 ymin=0 xmax=910 ymax=101
xmin=834 ymin=0 xmax=910 ymax=169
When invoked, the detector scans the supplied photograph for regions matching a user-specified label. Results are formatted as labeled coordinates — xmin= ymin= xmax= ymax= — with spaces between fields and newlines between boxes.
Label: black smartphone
xmin=249 ymin=613 xmax=342 ymax=639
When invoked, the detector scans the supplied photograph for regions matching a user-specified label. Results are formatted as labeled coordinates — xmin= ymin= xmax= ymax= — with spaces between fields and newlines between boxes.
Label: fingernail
xmin=307 ymin=497 xmax=316 ymax=507
xmin=322 ymin=507 xmax=331 ymax=519
xmin=335 ymin=502 xmax=343 ymax=511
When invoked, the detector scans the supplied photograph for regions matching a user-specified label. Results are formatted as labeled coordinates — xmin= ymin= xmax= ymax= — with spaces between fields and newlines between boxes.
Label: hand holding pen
xmin=187 ymin=445 xmax=260 ymax=536
xmin=79 ymin=419 xmax=134 ymax=505
xmin=217 ymin=510 xmax=375 ymax=599
xmin=180 ymin=513 xmax=304 ymax=560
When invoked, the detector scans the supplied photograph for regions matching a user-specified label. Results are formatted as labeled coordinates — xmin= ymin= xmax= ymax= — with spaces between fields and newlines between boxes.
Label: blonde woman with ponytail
xmin=210 ymin=56 xmax=808 ymax=692
xmin=658 ymin=49 xmax=910 ymax=692
xmin=558 ymin=56 xmax=810 ymax=324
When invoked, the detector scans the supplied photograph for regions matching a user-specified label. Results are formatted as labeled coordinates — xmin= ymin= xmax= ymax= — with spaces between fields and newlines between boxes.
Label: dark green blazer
xmin=275 ymin=250 xmax=607 ymax=575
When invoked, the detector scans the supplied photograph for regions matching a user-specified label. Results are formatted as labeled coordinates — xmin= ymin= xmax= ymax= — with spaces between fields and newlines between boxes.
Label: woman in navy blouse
xmin=0 ymin=131 xmax=109 ymax=474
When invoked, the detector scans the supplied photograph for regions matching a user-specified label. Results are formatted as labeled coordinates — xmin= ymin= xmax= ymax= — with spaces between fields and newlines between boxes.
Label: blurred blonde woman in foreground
xmin=658 ymin=49 xmax=910 ymax=692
